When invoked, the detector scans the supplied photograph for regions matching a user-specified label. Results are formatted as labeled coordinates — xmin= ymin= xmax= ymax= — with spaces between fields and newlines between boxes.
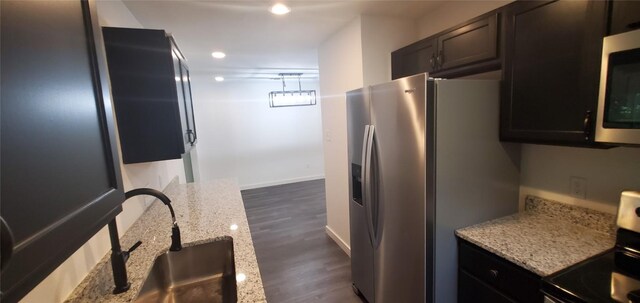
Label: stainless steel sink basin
xmin=135 ymin=237 xmax=237 ymax=303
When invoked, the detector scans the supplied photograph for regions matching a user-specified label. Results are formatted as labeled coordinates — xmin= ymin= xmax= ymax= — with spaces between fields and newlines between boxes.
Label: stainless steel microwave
xmin=596 ymin=29 xmax=640 ymax=145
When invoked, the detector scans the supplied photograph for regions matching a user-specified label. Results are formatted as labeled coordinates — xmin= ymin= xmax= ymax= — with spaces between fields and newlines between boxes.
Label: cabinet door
xmin=459 ymin=270 xmax=516 ymax=303
xmin=459 ymin=239 xmax=543 ymax=303
xmin=171 ymin=48 xmax=191 ymax=151
xmin=501 ymin=0 xmax=608 ymax=145
xmin=102 ymin=27 xmax=186 ymax=163
xmin=609 ymin=0 xmax=640 ymax=35
xmin=436 ymin=14 xmax=499 ymax=71
xmin=391 ymin=37 xmax=436 ymax=80
xmin=0 ymin=0 xmax=125 ymax=301
xmin=180 ymin=63 xmax=197 ymax=145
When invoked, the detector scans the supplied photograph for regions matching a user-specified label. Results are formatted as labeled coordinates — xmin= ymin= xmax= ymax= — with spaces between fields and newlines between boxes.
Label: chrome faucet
xmin=108 ymin=188 xmax=182 ymax=294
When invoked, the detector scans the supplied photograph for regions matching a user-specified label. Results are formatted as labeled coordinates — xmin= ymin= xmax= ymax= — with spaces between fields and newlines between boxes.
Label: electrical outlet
xmin=569 ymin=176 xmax=587 ymax=199
xmin=324 ymin=129 xmax=332 ymax=142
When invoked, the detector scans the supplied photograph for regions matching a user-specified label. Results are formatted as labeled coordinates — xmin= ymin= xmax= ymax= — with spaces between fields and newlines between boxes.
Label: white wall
xmin=520 ymin=145 xmax=640 ymax=214
xmin=20 ymin=2 xmax=185 ymax=302
xmin=318 ymin=17 xmax=364 ymax=251
xmin=361 ymin=15 xmax=418 ymax=86
xmin=417 ymin=0 xmax=640 ymax=214
xmin=318 ymin=15 xmax=417 ymax=252
xmin=190 ymin=77 xmax=324 ymax=189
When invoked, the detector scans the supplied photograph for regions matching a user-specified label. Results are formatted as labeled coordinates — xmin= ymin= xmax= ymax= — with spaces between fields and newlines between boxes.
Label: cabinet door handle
xmin=437 ymin=50 xmax=444 ymax=69
xmin=489 ymin=269 xmax=499 ymax=280
xmin=583 ymin=110 xmax=592 ymax=141
xmin=429 ymin=54 xmax=436 ymax=70
xmin=1 ymin=217 xmax=14 ymax=271
xmin=186 ymin=129 xmax=195 ymax=145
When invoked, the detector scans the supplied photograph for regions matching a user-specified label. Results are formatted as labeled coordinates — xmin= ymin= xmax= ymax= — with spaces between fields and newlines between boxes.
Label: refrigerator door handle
xmin=367 ymin=126 xmax=383 ymax=249
xmin=361 ymin=125 xmax=376 ymax=246
xmin=364 ymin=125 xmax=377 ymax=247
xmin=361 ymin=125 xmax=370 ymax=213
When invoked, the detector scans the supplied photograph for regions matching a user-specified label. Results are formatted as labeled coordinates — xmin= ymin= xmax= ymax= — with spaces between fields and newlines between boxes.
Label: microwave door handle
xmin=1 ymin=216 xmax=15 ymax=271
xmin=583 ymin=110 xmax=592 ymax=141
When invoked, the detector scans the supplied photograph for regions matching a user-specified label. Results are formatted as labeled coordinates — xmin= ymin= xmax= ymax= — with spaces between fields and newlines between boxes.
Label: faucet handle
xmin=128 ymin=241 xmax=142 ymax=254
xmin=122 ymin=240 xmax=142 ymax=263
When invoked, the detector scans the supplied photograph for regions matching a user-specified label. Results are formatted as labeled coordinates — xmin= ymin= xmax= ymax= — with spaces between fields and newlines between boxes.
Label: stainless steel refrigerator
xmin=347 ymin=74 xmax=520 ymax=303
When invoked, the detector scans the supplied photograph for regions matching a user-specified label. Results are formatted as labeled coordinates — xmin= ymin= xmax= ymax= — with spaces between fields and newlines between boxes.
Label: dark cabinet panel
xmin=391 ymin=38 xmax=436 ymax=80
xmin=437 ymin=14 xmax=499 ymax=71
xmin=458 ymin=240 xmax=542 ymax=303
xmin=609 ymin=0 xmax=640 ymax=35
xmin=0 ymin=0 xmax=125 ymax=301
xmin=501 ymin=0 xmax=608 ymax=145
xmin=391 ymin=12 xmax=501 ymax=80
xmin=102 ymin=27 xmax=196 ymax=164
xmin=171 ymin=41 xmax=191 ymax=148
xmin=459 ymin=270 xmax=516 ymax=303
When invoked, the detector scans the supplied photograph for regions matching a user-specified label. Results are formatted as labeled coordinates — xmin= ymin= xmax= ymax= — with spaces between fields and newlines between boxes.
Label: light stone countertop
xmin=456 ymin=196 xmax=617 ymax=277
xmin=65 ymin=178 xmax=266 ymax=303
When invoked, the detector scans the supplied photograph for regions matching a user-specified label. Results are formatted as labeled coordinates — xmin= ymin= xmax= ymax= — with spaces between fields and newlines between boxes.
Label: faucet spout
xmin=124 ymin=188 xmax=182 ymax=251
xmin=109 ymin=187 xmax=182 ymax=294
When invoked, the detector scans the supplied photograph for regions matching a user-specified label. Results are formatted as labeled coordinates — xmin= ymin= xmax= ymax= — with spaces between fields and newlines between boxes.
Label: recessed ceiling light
xmin=270 ymin=3 xmax=290 ymax=15
xmin=214 ymin=76 xmax=225 ymax=82
xmin=211 ymin=51 xmax=226 ymax=59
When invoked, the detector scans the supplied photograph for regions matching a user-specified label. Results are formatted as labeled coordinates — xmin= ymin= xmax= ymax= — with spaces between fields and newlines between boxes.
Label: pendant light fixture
xmin=268 ymin=73 xmax=317 ymax=108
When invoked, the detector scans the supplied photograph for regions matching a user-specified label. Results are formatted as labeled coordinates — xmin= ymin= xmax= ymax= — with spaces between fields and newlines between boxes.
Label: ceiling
xmin=123 ymin=0 xmax=443 ymax=81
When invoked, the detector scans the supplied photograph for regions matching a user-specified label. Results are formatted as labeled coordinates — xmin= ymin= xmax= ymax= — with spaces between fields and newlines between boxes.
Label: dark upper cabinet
xmin=436 ymin=14 xmax=499 ymax=72
xmin=102 ymin=27 xmax=197 ymax=164
xmin=391 ymin=12 xmax=501 ymax=80
xmin=0 ymin=0 xmax=125 ymax=301
xmin=500 ymin=0 xmax=608 ymax=146
xmin=391 ymin=37 xmax=436 ymax=80
xmin=609 ymin=0 xmax=640 ymax=35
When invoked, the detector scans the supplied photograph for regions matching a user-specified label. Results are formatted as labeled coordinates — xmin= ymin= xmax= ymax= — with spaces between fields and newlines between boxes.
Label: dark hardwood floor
xmin=242 ymin=179 xmax=364 ymax=303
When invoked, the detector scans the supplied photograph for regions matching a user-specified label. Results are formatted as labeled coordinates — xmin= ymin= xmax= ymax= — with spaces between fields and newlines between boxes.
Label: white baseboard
xmin=325 ymin=225 xmax=351 ymax=257
xmin=240 ymin=175 xmax=325 ymax=190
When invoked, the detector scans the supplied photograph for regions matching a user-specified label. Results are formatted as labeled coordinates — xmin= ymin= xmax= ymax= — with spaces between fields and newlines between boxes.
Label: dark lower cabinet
xmin=391 ymin=11 xmax=501 ymax=80
xmin=500 ymin=0 xmax=608 ymax=146
xmin=102 ymin=27 xmax=197 ymax=164
xmin=0 ymin=0 xmax=125 ymax=301
xmin=458 ymin=239 xmax=543 ymax=303
xmin=459 ymin=270 xmax=515 ymax=303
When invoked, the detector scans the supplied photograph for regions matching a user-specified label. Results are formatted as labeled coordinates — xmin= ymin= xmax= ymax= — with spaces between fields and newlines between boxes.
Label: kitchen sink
xmin=135 ymin=237 xmax=237 ymax=303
